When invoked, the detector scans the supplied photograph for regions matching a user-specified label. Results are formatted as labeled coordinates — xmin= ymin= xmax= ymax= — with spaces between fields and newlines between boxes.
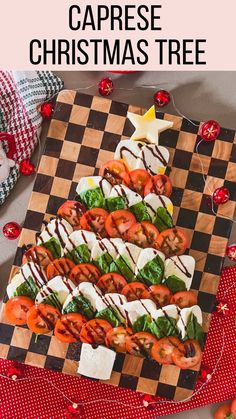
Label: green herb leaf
xmin=225 ymin=414 xmax=235 ymax=419
xmin=164 ymin=275 xmax=187 ymax=293
xmin=43 ymin=237 xmax=62 ymax=259
xmin=63 ymin=295 xmax=94 ymax=319
xmin=154 ymin=207 xmax=173 ymax=232
xmin=110 ymin=255 xmax=135 ymax=282
xmin=133 ymin=315 xmax=153 ymax=333
xmin=186 ymin=313 xmax=205 ymax=348
xmin=130 ymin=201 xmax=151 ymax=222
xmin=80 ymin=187 xmax=105 ymax=209
xmin=137 ymin=255 xmax=164 ymax=286
xmin=96 ymin=307 xmax=122 ymax=327
xmin=42 ymin=294 xmax=62 ymax=312
xmin=13 ymin=276 xmax=38 ymax=300
xmin=95 ymin=253 xmax=114 ymax=274
xmin=106 ymin=196 xmax=126 ymax=212
xmin=155 ymin=316 xmax=178 ymax=338
xmin=65 ymin=244 xmax=91 ymax=264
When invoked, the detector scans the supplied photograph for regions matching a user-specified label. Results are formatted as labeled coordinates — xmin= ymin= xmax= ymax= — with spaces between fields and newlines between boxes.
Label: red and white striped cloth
xmin=0 ymin=266 xmax=235 ymax=418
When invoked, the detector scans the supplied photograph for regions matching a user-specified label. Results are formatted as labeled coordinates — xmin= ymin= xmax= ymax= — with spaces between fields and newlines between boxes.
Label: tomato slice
xmin=149 ymin=285 xmax=172 ymax=307
xmin=99 ymin=160 xmax=131 ymax=187
xmin=54 ymin=313 xmax=87 ymax=343
xmin=27 ymin=304 xmax=61 ymax=335
xmin=22 ymin=245 xmax=53 ymax=268
xmin=151 ymin=336 xmax=181 ymax=365
xmin=97 ymin=273 xmax=127 ymax=293
xmin=46 ymin=258 xmax=75 ymax=280
xmin=129 ymin=169 xmax=151 ymax=197
xmin=126 ymin=221 xmax=159 ymax=248
xmin=125 ymin=332 xmax=158 ymax=356
xmin=214 ymin=403 xmax=232 ymax=419
xmin=5 ymin=296 xmax=34 ymax=326
xmin=105 ymin=210 xmax=136 ymax=239
xmin=80 ymin=319 xmax=112 ymax=345
xmin=70 ymin=263 xmax=101 ymax=285
xmin=57 ymin=200 xmax=86 ymax=229
xmin=80 ymin=208 xmax=109 ymax=237
xmin=105 ymin=327 xmax=133 ymax=353
xmin=144 ymin=174 xmax=172 ymax=197
xmin=156 ymin=228 xmax=188 ymax=257
xmin=121 ymin=282 xmax=150 ymax=302
xmin=231 ymin=399 xmax=236 ymax=417
xmin=172 ymin=340 xmax=202 ymax=369
xmin=170 ymin=291 xmax=197 ymax=309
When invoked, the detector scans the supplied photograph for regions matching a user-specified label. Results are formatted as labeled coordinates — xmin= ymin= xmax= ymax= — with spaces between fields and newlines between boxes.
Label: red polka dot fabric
xmin=0 ymin=266 xmax=235 ymax=419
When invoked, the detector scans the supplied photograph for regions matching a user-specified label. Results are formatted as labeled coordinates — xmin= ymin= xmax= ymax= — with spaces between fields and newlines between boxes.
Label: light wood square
xmin=177 ymin=132 xmax=197 ymax=152
xmin=18 ymin=228 xmax=37 ymax=248
xmin=100 ymin=371 xmax=121 ymax=386
xmin=202 ymin=312 xmax=212 ymax=333
xmin=159 ymin=364 xmax=180 ymax=386
xmin=47 ymin=336 xmax=69 ymax=358
xmin=127 ymin=105 xmax=144 ymax=115
xmin=69 ymin=105 xmax=90 ymax=125
xmin=164 ymin=113 xmax=182 ymax=131
xmin=105 ymin=113 xmax=126 ymax=135
xmin=62 ymin=359 xmax=79 ymax=375
xmin=28 ymin=192 xmax=49 ymax=214
xmin=188 ymin=250 xmax=206 ymax=271
xmin=203 ymin=176 xmax=223 ymax=195
xmin=60 ymin=141 xmax=81 ymax=162
xmin=212 ymin=140 xmax=232 ymax=161
xmin=208 ymin=235 xmax=228 ymax=257
xmin=181 ymin=189 xmax=202 ymax=211
xmin=47 ymin=120 xmax=68 ymax=141
xmin=82 ymin=128 xmax=103 ymax=149
xmin=169 ymin=168 xmax=188 ymax=189
xmin=174 ymin=387 xmax=194 ymax=401
xmin=38 ymin=155 xmax=58 ymax=177
xmin=191 ymin=153 xmax=210 ymax=173
xmin=136 ymin=377 xmax=158 ymax=395
xmin=225 ymin=162 xmax=236 ymax=182
xmin=51 ymin=177 xmax=71 ymax=199
xmin=57 ymin=90 xmax=76 ymax=105
xmin=11 ymin=327 xmax=32 ymax=349
xmin=199 ymin=272 xmax=220 ymax=294
xmin=195 ymin=212 xmax=215 ymax=234
xmin=0 ymin=344 xmax=9 ymax=359
xmin=122 ymin=354 xmax=143 ymax=376
xmin=73 ymin=164 xmax=94 ymax=182
xmin=96 ymin=149 xmax=114 ymax=168
xmin=25 ymin=352 xmax=46 ymax=368
xmin=91 ymin=96 xmax=111 ymax=113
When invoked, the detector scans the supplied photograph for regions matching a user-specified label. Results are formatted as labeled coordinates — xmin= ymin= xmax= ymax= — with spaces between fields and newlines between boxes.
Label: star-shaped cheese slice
xmin=127 ymin=105 xmax=173 ymax=144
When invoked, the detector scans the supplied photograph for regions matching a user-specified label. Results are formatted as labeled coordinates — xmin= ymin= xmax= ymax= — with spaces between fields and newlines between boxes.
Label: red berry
xmin=200 ymin=120 xmax=220 ymax=142
xmin=98 ymin=77 xmax=114 ymax=97
xmin=213 ymin=187 xmax=230 ymax=205
xmin=154 ymin=90 xmax=170 ymax=108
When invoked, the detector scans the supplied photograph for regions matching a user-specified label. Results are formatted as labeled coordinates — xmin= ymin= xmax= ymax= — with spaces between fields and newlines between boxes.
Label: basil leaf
xmin=110 ymin=255 xmax=135 ymax=282
xmin=106 ymin=196 xmax=126 ymax=212
xmin=42 ymin=294 xmax=62 ymax=312
xmin=13 ymin=276 xmax=38 ymax=300
xmin=164 ymin=275 xmax=187 ymax=293
xmin=137 ymin=255 xmax=164 ymax=286
xmin=80 ymin=187 xmax=105 ymax=209
xmin=155 ymin=316 xmax=178 ymax=338
xmin=65 ymin=244 xmax=91 ymax=264
xmin=186 ymin=313 xmax=205 ymax=348
xmin=226 ymin=414 xmax=235 ymax=419
xmin=96 ymin=308 xmax=122 ymax=327
xmin=154 ymin=207 xmax=173 ymax=232
xmin=133 ymin=315 xmax=153 ymax=333
xmin=130 ymin=201 xmax=151 ymax=222
xmin=43 ymin=237 xmax=62 ymax=259
xmin=95 ymin=253 xmax=113 ymax=274
xmin=63 ymin=295 xmax=94 ymax=319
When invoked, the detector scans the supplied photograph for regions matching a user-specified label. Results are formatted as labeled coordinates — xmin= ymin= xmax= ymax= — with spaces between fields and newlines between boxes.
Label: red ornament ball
xmin=19 ymin=159 xmax=35 ymax=176
xmin=154 ymin=90 xmax=171 ymax=108
xmin=215 ymin=300 xmax=233 ymax=317
xmin=7 ymin=362 xmax=24 ymax=380
xmin=3 ymin=222 xmax=21 ymax=240
xmin=40 ymin=102 xmax=54 ymax=119
xmin=141 ymin=394 xmax=159 ymax=410
xmin=98 ymin=77 xmax=114 ymax=96
xmin=66 ymin=403 xmax=83 ymax=418
xmin=199 ymin=120 xmax=220 ymax=142
xmin=226 ymin=244 xmax=236 ymax=262
xmin=213 ymin=186 xmax=230 ymax=205
xmin=198 ymin=364 xmax=213 ymax=384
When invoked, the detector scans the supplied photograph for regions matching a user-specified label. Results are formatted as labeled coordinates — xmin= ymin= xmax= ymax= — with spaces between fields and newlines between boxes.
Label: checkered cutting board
xmin=0 ymin=90 xmax=236 ymax=401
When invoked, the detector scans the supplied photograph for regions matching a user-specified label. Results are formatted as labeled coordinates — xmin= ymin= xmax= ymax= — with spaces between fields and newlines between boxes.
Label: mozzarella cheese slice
xmin=152 ymin=304 xmax=179 ymax=321
xmin=109 ymin=184 xmax=142 ymax=208
xmin=7 ymin=273 xmax=25 ymax=298
xmin=78 ymin=282 xmax=106 ymax=311
xmin=123 ymin=299 xmax=157 ymax=324
xmin=136 ymin=144 xmax=169 ymax=175
xmin=21 ymin=262 xmax=47 ymax=286
xmin=91 ymin=238 xmax=122 ymax=261
xmin=64 ymin=230 xmax=97 ymax=254
xmin=103 ymin=293 xmax=127 ymax=317
xmin=144 ymin=193 xmax=174 ymax=218
xmin=136 ymin=248 xmax=165 ymax=275
xmin=35 ymin=276 xmax=75 ymax=305
xmin=76 ymin=176 xmax=111 ymax=197
xmin=37 ymin=218 xmax=73 ymax=248
xmin=78 ymin=343 xmax=116 ymax=380
xmin=164 ymin=255 xmax=195 ymax=291
xmin=114 ymin=140 xmax=143 ymax=171
xmin=115 ymin=242 xmax=142 ymax=272
xmin=177 ymin=305 xmax=203 ymax=339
